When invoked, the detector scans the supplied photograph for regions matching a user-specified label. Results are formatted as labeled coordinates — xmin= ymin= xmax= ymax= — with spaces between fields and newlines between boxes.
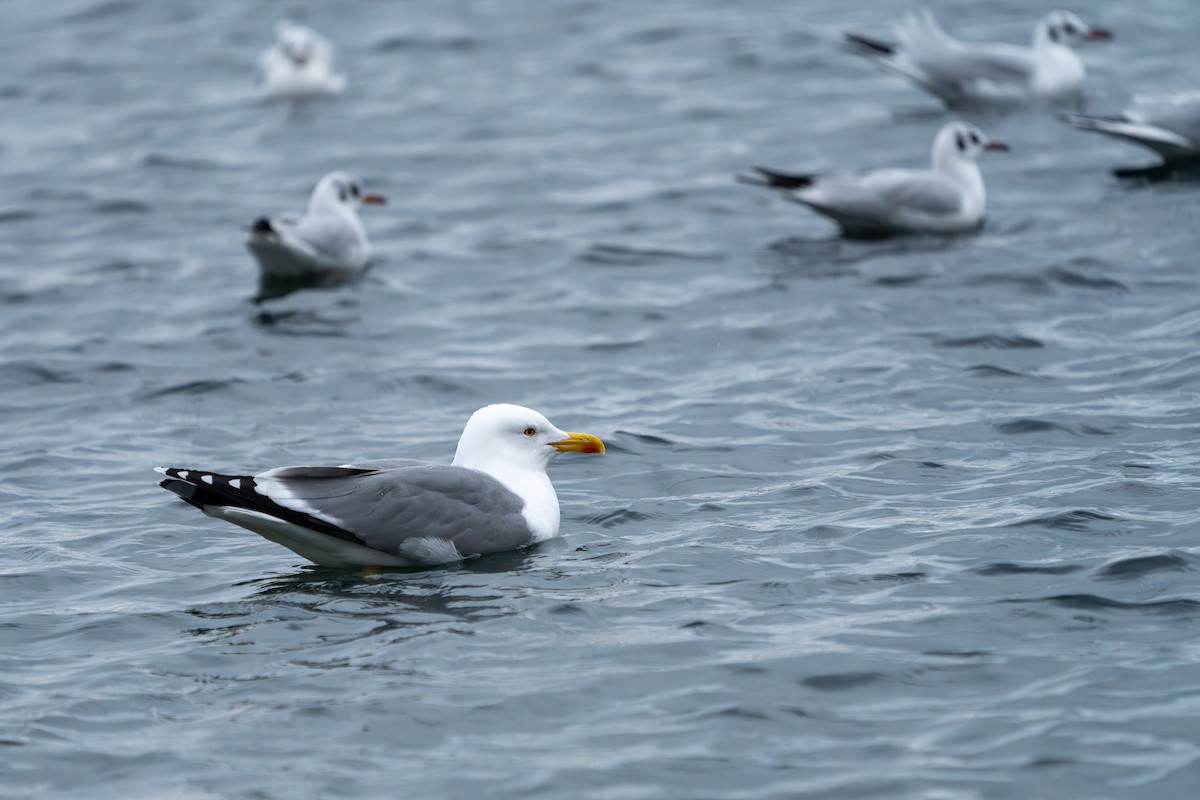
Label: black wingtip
xmin=251 ymin=217 xmax=274 ymax=235
xmin=844 ymin=31 xmax=896 ymax=56
xmin=160 ymin=477 xmax=190 ymax=496
xmin=749 ymin=166 xmax=816 ymax=190
xmin=160 ymin=478 xmax=205 ymax=509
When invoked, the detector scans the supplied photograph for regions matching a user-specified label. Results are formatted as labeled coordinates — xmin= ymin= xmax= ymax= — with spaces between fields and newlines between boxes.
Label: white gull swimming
xmin=245 ymin=171 xmax=385 ymax=299
xmin=258 ymin=20 xmax=346 ymax=100
xmin=739 ymin=121 xmax=1008 ymax=238
xmin=158 ymin=404 xmax=606 ymax=569
xmin=844 ymin=9 xmax=1111 ymax=107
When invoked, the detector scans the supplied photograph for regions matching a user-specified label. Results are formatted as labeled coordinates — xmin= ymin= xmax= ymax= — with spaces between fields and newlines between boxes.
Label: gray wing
xmin=868 ymin=170 xmax=964 ymax=216
xmin=283 ymin=213 xmax=368 ymax=269
xmin=255 ymin=465 xmax=533 ymax=558
xmin=800 ymin=169 xmax=962 ymax=225
xmin=1068 ymin=98 xmax=1200 ymax=159
xmin=1132 ymin=96 xmax=1200 ymax=149
xmin=339 ymin=458 xmax=428 ymax=470
xmin=893 ymin=11 xmax=1033 ymax=89
xmin=910 ymin=44 xmax=1034 ymax=88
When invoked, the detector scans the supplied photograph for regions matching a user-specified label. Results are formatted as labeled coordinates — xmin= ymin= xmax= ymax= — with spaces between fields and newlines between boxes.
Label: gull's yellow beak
xmin=548 ymin=432 xmax=605 ymax=455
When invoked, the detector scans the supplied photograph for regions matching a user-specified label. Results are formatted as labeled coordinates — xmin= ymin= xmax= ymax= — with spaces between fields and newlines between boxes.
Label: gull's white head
xmin=275 ymin=22 xmax=326 ymax=66
xmin=1035 ymin=11 xmax=1112 ymax=48
xmin=933 ymin=121 xmax=1009 ymax=165
xmin=452 ymin=404 xmax=605 ymax=474
xmin=307 ymin=171 xmax=387 ymax=215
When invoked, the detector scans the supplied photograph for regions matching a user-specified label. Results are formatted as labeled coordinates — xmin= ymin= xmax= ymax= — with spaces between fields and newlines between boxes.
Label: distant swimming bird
xmin=258 ymin=20 xmax=346 ymax=100
xmin=157 ymin=404 xmax=606 ymax=569
xmin=246 ymin=171 xmax=385 ymax=301
xmin=845 ymin=9 xmax=1111 ymax=107
xmin=739 ymin=121 xmax=1008 ymax=238
xmin=1065 ymin=93 xmax=1200 ymax=179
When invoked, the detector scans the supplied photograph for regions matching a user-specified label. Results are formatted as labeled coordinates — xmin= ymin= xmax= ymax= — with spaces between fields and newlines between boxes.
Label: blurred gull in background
xmin=258 ymin=20 xmax=346 ymax=100
xmin=245 ymin=170 xmax=385 ymax=302
xmin=845 ymin=9 xmax=1111 ymax=107
xmin=1066 ymin=92 xmax=1200 ymax=179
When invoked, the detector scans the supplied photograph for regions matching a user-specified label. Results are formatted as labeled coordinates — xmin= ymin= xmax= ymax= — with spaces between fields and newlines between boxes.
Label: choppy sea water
xmin=2 ymin=0 xmax=1200 ymax=797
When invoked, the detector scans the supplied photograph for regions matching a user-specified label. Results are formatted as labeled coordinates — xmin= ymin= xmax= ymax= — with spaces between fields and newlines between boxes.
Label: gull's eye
xmin=956 ymin=133 xmax=966 ymax=151
xmin=523 ymin=427 xmax=537 ymax=437
xmin=969 ymin=133 xmax=980 ymax=145
xmin=1063 ymin=22 xmax=1077 ymax=35
xmin=350 ymin=184 xmax=361 ymax=198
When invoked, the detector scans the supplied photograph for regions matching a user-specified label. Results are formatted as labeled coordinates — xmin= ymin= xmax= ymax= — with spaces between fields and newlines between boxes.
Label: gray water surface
xmin=3 ymin=1 xmax=1200 ymax=798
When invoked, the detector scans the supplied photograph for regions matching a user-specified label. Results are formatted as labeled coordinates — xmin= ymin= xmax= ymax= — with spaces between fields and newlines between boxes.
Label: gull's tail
xmin=736 ymin=167 xmax=816 ymax=191
xmin=843 ymin=31 xmax=896 ymax=57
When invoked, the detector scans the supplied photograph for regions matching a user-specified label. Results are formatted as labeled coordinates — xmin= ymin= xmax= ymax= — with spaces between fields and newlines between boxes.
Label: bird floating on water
xmin=258 ymin=20 xmax=346 ymax=100
xmin=157 ymin=404 xmax=606 ymax=569
xmin=844 ymin=9 xmax=1111 ymax=107
xmin=245 ymin=170 xmax=385 ymax=302
xmin=739 ymin=121 xmax=1008 ymax=238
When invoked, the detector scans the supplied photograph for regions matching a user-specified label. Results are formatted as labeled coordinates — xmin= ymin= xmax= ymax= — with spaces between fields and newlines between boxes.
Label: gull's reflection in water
xmin=253 ymin=268 xmax=364 ymax=305
xmin=257 ymin=545 xmax=550 ymax=612
xmin=182 ymin=542 xmax=575 ymax=662
xmin=759 ymin=233 xmax=968 ymax=279
xmin=250 ymin=297 xmax=361 ymax=334
xmin=1113 ymin=161 xmax=1200 ymax=183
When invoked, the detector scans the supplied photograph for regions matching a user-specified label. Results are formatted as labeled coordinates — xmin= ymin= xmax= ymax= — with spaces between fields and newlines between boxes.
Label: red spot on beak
xmin=984 ymin=141 xmax=1010 ymax=152
xmin=1086 ymin=27 xmax=1112 ymax=40
xmin=361 ymin=193 xmax=387 ymax=205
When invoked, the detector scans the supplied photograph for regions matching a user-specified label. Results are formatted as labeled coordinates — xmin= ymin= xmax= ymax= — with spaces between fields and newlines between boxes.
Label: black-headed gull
xmin=246 ymin=171 xmax=385 ymax=301
xmin=1065 ymin=93 xmax=1200 ymax=178
xmin=157 ymin=404 xmax=605 ymax=569
xmin=845 ymin=9 xmax=1111 ymax=107
xmin=258 ymin=21 xmax=346 ymax=100
xmin=739 ymin=121 xmax=1008 ymax=238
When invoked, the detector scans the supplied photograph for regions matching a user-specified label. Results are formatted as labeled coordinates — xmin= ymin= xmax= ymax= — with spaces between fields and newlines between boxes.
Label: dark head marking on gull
xmin=1037 ymin=10 xmax=1112 ymax=47
xmin=156 ymin=404 xmax=605 ymax=570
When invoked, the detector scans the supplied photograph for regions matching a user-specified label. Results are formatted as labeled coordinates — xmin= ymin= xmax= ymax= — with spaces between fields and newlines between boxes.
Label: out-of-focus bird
xmin=246 ymin=171 xmax=385 ymax=301
xmin=845 ymin=9 xmax=1111 ymax=107
xmin=1065 ymin=93 xmax=1200 ymax=179
xmin=258 ymin=20 xmax=346 ymax=100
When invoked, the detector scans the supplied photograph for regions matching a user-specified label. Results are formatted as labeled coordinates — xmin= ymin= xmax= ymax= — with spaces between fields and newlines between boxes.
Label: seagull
xmin=1065 ymin=93 xmax=1200 ymax=178
xmin=258 ymin=20 xmax=346 ymax=100
xmin=246 ymin=171 xmax=385 ymax=301
xmin=845 ymin=9 xmax=1112 ymax=107
xmin=739 ymin=121 xmax=1008 ymax=238
xmin=157 ymin=404 xmax=606 ymax=569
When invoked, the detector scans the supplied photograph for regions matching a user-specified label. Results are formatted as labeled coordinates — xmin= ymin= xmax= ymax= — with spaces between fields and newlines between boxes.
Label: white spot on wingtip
xmin=201 ymin=474 xmax=214 ymax=484
xmin=230 ymin=479 xmax=242 ymax=489
xmin=178 ymin=470 xmax=190 ymax=480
